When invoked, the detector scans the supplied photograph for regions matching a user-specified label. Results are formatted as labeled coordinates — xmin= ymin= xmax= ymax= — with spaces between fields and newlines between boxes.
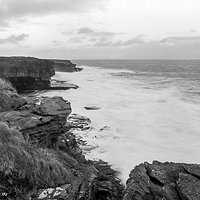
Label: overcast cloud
xmin=93 ymin=36 xmax=146 ymax=47
xmin=0 ymin=0 xmax=106 ymax=25
xmin=0 ymin=33 xmax=29 ymax=44
xmin=0 ymin=0 xmax=199 ymax=59
xmin=77 ymin=27 xmax=120 ymax=37
xmin=160 ymin=36 xmax=200 ymax=44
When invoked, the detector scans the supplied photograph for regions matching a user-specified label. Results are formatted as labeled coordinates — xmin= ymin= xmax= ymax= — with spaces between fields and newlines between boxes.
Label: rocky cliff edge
xmin=0 ymin=56 xmax=55 ymax=92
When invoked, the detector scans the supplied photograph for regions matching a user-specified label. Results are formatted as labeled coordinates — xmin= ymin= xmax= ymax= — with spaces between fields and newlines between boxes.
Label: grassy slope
xmin=0 ymin=122 xmax=75 ymax=199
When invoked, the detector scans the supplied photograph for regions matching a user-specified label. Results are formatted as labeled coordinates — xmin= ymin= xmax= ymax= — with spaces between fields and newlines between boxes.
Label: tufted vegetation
xmin=0 ymin=122 xmax=74 ymax=199
xmin=0 ymin=78 xmax=16 ymax=92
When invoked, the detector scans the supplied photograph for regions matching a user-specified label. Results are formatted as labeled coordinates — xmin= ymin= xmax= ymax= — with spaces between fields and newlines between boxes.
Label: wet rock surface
xmin=67 ymin=114 xmax=92 ymax=131
xmin=84 ymin=106 xmax=101 ymax=110
xmin=123 ymin=161 xmax=200 ymax=200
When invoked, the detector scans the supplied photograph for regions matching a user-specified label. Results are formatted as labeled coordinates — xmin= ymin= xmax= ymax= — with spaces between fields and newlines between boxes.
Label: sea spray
xmin=43 ymin=60 xmax=200 ymax=183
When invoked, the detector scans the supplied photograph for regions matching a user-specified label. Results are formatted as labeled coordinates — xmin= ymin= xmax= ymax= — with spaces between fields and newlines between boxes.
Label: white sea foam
xmin=43 ymin=65 xmax=200 ymax=184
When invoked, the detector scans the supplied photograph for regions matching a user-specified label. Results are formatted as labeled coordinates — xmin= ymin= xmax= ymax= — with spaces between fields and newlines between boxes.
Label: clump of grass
xmin=0 ymin=78 xmax=16 ymax=93
xmin=0 ymin=78 xmax=26 ymax=112
xmin=0 ymin=122 xmax=74 ymax=199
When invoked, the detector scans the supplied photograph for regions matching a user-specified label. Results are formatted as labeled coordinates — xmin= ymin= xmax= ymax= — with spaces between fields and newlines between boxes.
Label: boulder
xmin=67 ymin=113 xmax=92 ymax=131
xmin=84 ymin=106 xmax=101 ymax=110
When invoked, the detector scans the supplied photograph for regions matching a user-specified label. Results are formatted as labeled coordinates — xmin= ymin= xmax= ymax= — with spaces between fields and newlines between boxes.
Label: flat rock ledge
xmin=50 ymin=79 xmax=79 ymax=90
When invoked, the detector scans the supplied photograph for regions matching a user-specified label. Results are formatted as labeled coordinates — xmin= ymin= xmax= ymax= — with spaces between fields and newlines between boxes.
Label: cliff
xmin=0 ymin=78 xmax=123 ymax=199
xmin=53 ymin=59 xmax=82 ymax=72
xmin=0 ymin=57 xmax=55 ymax=92
xmin=1 ymin=57 xmax=200 ymax=199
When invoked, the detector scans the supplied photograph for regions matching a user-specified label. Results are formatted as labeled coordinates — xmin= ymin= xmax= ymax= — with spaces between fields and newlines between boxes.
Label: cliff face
xmin=0 ymin=57 xmax=55 ymax=92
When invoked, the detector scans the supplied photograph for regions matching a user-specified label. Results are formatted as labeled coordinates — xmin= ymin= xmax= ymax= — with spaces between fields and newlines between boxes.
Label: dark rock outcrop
xmin=92 ymin=160 xmax=124 ymax=200
xmin=67 ymin=114 xmax=92 ymax=131
xmin=53 ymin=60 xmax=82 ymax=72
xmin=123 ymin=161 xmax=200 ymax=200
xmin=84 ymin=106 xmax=101 ymax=110
xmin=0 ymin=57 xmax=55 ymax=92
xmin=0 ymin=96 xmax=71 ymax=147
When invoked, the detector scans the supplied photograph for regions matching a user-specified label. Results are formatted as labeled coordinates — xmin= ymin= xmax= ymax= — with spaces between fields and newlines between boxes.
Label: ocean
xmin=42 ymin=59 xmax=200 ymax=184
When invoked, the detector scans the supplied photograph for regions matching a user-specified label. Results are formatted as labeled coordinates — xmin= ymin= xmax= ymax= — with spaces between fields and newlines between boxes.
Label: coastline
xmin=0 ymin=57 xmax=200 ymax=199
xmin=0 ymin=57 xmax=124 ymax=199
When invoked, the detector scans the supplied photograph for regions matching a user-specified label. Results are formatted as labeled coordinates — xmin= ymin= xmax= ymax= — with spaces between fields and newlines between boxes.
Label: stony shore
xmin=0 ymin=57 xmax=200 ymax=200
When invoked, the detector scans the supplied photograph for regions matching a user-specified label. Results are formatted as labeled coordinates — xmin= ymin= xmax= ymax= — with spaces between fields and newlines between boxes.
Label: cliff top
xmin=0 ymin=56 xmax=55 ymax=78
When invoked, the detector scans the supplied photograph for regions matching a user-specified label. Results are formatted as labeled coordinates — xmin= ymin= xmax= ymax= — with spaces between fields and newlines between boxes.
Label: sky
xmin=0 ymin=0 xmax=200 ymax=59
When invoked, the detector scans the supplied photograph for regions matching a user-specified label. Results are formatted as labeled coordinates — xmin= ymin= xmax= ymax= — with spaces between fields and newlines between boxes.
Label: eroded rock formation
xmin=0 ymin=96 xmax=71 ymax=147
xmin=123 ymin=161 xmax=200 ymax=200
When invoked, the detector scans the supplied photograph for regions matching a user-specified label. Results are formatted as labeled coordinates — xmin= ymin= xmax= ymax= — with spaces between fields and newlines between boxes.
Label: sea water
xmin=42 ymin=60 xmax=200 ymax=184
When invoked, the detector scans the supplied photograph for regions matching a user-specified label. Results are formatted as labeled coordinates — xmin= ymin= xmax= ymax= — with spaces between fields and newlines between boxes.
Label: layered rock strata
xmin=0 ymin=96 xmax=71 ymax=148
